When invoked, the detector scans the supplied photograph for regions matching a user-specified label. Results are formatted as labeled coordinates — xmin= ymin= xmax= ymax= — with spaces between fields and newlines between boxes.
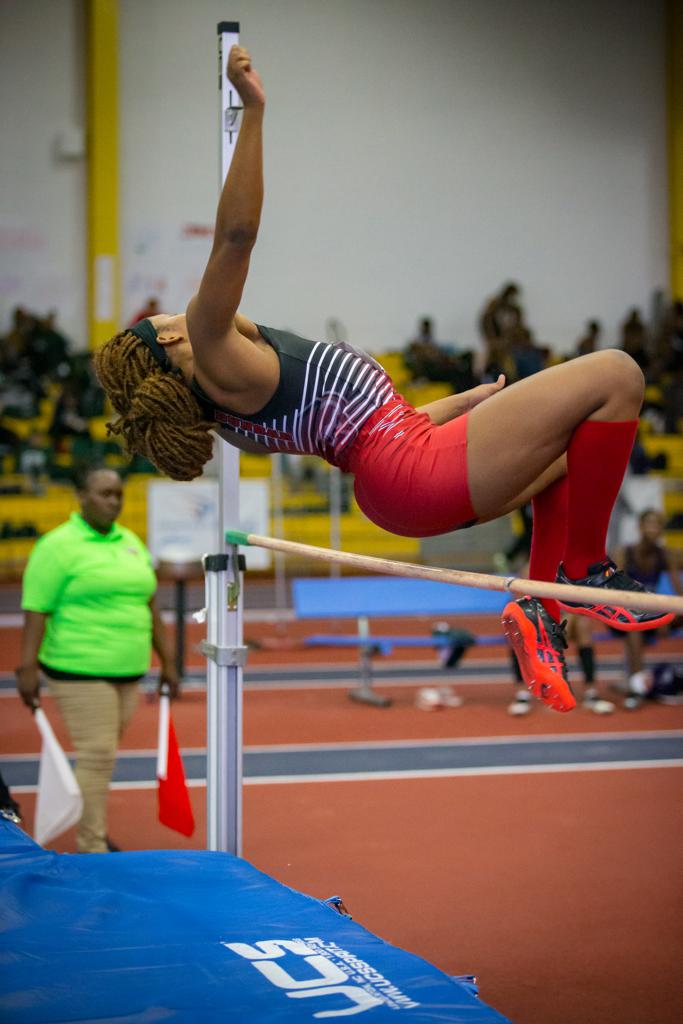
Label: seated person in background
xmin=18 ymin=431 xmax=50 ymax=492
xmin=404 ymin=317 xmax=478 ymax=391
xmin=575 ymin=319 xmax=602 ymax=357
xmin=480 ymin=336 xmax=516 ymax=384
xmin=620 ymin=308 xmax=650 ymax=375
xmin=479 ymin=282 xmax=524 ymax=349
xmin=652 ymin=301 xmax=683 ymax=432
xmin=612 ymin=508 xmax=682 ymax=709
xmin=0 ymin=307 xmax=36 ymax=374
xmin=0 ymin=400 xmax=21 ymax=466
xmin=27 ymin=311 xmax=69 ymax=377
xmin=404 ymin=316 xmax=444 ymax=379
xmin=628 ymin=424 xmax=667 ymax=474
xmin=49 ymin=385 xmax=91 ymax=452
xmin=479 ymin=284 xmax=530 ymax=382
xmin=509 ymin=327 xmax=546 ymax=379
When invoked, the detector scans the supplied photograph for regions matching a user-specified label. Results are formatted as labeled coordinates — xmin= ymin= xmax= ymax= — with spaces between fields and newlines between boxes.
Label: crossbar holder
xmin=200 ymin=641 xmax=249 ymax=668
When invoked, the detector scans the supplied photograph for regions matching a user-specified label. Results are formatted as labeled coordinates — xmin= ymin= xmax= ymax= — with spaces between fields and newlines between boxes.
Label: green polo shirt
xmin=22 ymin=513 xmax=157 ymax=677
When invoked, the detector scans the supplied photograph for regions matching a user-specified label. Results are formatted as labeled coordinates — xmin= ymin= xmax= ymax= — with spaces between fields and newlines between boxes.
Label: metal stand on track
xmin=203 ymin=21 xmax=245 ymax=855
xmin=348 ymin=615 xmax=392 ymax=707
xmin=202 ymin=547 xmax=247 ymax=855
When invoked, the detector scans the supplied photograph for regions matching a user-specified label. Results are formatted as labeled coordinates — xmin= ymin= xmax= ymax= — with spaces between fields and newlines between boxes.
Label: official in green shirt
xmin=17 ymin=466 xmax=179 ymax=853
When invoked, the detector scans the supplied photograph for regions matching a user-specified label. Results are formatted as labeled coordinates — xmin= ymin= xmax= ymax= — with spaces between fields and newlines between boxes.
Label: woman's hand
xmin=228 ymin=45 xmax=265 ymax=108
xmin=417 ymin=374 xmax=506 ymax=426
xmin=158 ymin=662 xmax=181 ymax=700
xmin=16 ymin=666 xmax=40 ymax=709
xmin=463 ymin=374 xmax=506 ymax=411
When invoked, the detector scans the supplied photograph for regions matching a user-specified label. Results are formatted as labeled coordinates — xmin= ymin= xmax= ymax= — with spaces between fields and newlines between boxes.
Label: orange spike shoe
xmin=501 ymin=597 xmax=576 ymax=713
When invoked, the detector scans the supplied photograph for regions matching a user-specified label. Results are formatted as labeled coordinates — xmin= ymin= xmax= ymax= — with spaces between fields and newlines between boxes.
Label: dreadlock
xmin=93 ymin=330 xmax=215 ymax=480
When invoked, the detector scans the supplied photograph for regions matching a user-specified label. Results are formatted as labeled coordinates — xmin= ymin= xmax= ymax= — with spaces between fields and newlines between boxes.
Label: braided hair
xmin=93 ymin=330 xmax=215 ymax=480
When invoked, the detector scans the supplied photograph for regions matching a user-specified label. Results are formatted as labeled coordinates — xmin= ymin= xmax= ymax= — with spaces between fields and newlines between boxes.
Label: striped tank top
xmin=190 ymin=325 xmax=398 ymax=468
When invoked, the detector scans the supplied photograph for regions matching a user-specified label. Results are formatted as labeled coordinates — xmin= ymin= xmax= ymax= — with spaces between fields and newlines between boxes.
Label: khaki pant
xmin=46 ymin=678 xmax=138 ymax=853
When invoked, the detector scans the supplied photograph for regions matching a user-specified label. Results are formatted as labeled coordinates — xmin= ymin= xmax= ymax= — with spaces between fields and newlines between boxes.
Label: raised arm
xmin=186 ymin=46 xmax=265 ymax=362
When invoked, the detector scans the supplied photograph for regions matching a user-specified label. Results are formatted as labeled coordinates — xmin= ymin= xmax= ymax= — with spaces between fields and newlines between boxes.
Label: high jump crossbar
xmin=226 ymin=531 xmax=683 ymax=616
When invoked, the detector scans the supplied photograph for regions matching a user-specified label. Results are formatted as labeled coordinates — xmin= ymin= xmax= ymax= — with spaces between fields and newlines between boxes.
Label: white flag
xmin=33 ymin=708 xmax=83 ymax=845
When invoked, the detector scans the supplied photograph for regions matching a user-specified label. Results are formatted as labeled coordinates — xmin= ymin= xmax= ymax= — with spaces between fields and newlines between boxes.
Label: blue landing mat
xmin=0 ymin=819 xmax=510 ymax=1023
xmin=293 ymin=576 xmax=508 ymax=617
xmin=292 ymin=572 xmax=677 ymax=619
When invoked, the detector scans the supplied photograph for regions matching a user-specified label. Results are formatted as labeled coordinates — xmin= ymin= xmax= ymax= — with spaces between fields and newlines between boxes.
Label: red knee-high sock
xmin=562 ymin=419 xmax=638 ymax=579
xmin=530 ymin=475 xmax=568 ymax=622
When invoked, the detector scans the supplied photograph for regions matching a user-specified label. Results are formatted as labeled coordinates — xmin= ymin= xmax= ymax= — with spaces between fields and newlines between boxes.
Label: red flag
xmin=157 ymin=694 xmax=195 ymax=837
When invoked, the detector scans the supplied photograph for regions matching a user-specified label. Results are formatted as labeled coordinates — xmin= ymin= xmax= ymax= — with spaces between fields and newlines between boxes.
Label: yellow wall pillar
xmin=86 ymin=0 xmax=119 ymax=348
xmin=669 ymin=0 xmax=683 ymax=298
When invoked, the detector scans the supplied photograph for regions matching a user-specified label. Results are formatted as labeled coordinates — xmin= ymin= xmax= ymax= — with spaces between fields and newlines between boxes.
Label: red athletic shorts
xmin=345 ymin=395 xmax=476 ymax=538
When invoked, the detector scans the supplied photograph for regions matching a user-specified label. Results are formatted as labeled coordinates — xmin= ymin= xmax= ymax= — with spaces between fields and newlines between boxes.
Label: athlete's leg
xmin=468 ymin=350 xmax=644 ymax=711
xmin=467 ymin=350 xmax=672 ymax=616
xmin=499 ymin=472 xmax=576 ymax=711
xmin=475 ymin=456 xmax=566 ymax=521
xmin=466 ymin=350 xmax=643 ymax=518
xmin=528 ymin=475 xmax=568 ymax=621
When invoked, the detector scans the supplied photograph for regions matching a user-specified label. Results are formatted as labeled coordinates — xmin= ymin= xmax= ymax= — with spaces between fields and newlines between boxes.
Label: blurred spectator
xmin=404 ymin=317 xmax=442 ymax=378
xmin=479 ymin=282 xmax=524 ymax=345
xmin=575 ymin=319 xmax=602 ymax=357
xmin=49 ymin=385 xmax=91 ymax=451
xmin=480 ymin=338 xmax=515 ymax=384
xmin=128 ymin=297 xmax=161 ymax=326
xmin=478 ymin=283 xmax=529 ymax=383
xmin=0 ymin=307 xmax=35 ymax=374
xmin=68 ymin=354 xmax=105 ymax=418
xmin=620 ymin=308 xmax=650 ymax=374
xmin=654 ymin=300 xmax=683 ymax=432
xmin=27 ymin=311 xmax=69 ymax=377
xmin=404 ymin=317 xmax=478 ymax=392
xmin=0 ymin=400 xmax=21 ymax=464
xmin=659 ymin=300 xmax=683 ymax=372
xmin=510 ymin=327 xmax=546 ymax=379
xmin=18 ymin=432 xmax=50 ymax=493
xmin=629 ymin=424 xmax=667 ymax=474
xmin=613 ymin=508 xmax=682 ymax=709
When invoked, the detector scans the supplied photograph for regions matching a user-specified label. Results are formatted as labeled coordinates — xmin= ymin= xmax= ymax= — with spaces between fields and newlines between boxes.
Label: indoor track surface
xmin=2 ymin=614 xmax=682 ymax=1024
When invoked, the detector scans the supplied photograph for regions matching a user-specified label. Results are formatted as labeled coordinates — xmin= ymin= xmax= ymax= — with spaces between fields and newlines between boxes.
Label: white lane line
xmin=243 ymin=759 xmax=683 ymax=784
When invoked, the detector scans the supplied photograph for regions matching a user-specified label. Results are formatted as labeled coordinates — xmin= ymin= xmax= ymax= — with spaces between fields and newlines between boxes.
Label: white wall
xmin=0 ymin=0 xmax=86 ymax=345
xmin=1 ymin=0 xmax=668 ymax=353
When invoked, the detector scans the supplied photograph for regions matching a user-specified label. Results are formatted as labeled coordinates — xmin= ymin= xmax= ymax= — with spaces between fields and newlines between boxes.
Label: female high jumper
xmin=94 ymin=46 xmax=672 ymax=714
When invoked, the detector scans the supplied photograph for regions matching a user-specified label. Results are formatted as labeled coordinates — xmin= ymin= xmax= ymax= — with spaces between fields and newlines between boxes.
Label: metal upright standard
xmin=202 ymin=549 xmax=246 ymax=854
xmin=203 ymin=21 xmax=245 ymax=856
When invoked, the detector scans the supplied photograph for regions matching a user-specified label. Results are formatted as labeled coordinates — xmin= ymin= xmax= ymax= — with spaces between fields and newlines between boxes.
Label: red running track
xmin=2 ymin=614 xmax=683 ymax=1024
